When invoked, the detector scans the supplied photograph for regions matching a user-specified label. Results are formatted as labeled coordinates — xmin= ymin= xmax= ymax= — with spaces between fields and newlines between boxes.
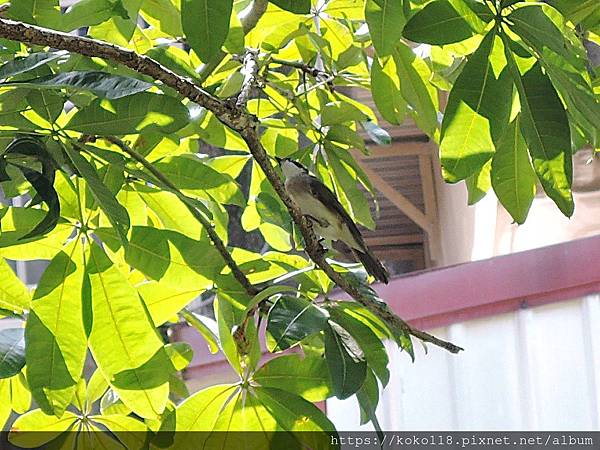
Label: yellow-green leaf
xmin=26 ymin=241 xmax=87 ymax=417
xmin=86 ymin=242 xmax=171 ymax=419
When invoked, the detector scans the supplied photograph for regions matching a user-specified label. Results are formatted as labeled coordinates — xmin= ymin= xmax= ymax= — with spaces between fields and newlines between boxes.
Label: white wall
xmin=328 ymin=294 xmax=600 ymax=430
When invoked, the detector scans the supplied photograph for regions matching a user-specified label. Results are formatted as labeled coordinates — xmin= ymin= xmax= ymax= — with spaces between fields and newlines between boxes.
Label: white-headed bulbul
xmin=278 ymin=157 xmax=389 ymax=284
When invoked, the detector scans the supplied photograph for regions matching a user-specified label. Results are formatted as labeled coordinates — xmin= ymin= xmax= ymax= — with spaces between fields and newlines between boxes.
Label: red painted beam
xmin=372 ymin=234 xmax=600 ymax=329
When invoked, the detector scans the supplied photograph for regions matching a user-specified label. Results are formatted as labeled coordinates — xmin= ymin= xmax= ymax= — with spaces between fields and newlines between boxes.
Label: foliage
xmin=0 ymin=0 xmax=598 ymax=445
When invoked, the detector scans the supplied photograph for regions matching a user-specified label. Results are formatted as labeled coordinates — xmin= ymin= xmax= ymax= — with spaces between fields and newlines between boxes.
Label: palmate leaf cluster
xmin=0 ymin=0 xmax=598 ymax=447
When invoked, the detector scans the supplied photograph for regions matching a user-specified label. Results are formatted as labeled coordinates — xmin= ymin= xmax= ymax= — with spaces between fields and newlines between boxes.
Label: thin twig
xmin=0 ymin=18 xmax=462 ymax=353
xmin=102 ymin=136 xmax=259 ymax=296
xmin=270 ymin=57 xmax=332 ymax=80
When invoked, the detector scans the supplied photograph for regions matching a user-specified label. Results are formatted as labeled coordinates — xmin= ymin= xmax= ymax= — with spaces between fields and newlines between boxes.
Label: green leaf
xmin=215 ymin=292 xmax=261 ymax=374
xmin=324 ymin=322 xmax=367 ymax=399
xmin=140 ymin=0 xmax=182 ymax=37
xmin=392 ymin=43 xmax=438 ymax=135
xmin=145 ymin=46 xmax=199 ymax=81
xmin=365 ymin=0 xmax=406 ymax=57
xmin=97 ymin=226 xmax=224 ymax=290
xmin=328 ymin=306 xmax=389 ymax=386
xmin=507 ymin=5 xmax=579 ymax=67
xmin=86 ymin=242 xmax=171 ymax=420
xmin=134 ymin=186 xmax=203 ymax=235
xmin=269 ymin=0 xmax=311 ymax=14
xmin=324 ymin=144 xmax=375 ymax=229
xmin=465 ymin=159 xmax=491 ymax=205
xmin=326 ymin=124 xmax=366 ymax=151
xmin=0 ymin=51 xmax=66 ymax=80
xmin=356 ymin=369 xmax=383 ymax=436
xmin=153 ymin=154 xmax=245 ymax=206
xmin=547 ymin=0 xmax=599 ymax=26
xmin=491 ymin=118 xmax=536 ymax=223
xmin=6 ymin=0 xmax=62 ymax=27
xmin=448 ymin=0 xmax=494 ymax=33
xmin=242 ymin=285 xmax=298 ymax=320
xmin=253 ymin=386 xmax=336 ymax=433
xmin=94 ymin=0 xmax=142 ymax=42
xmin=100 ymin=389 xmax=132 ymax=416
xmin=86 ymin=369 xmax=109 ymax=411
xmin=139 ymin=283 xmax=203 ymax=327
xmin=175 ymin=384 xmax=238 ymax=431
xmin=19 ymin=167 xmax=61 ymax=240
xmin=267 ymin=296 xmax=330 ymax=351
xmin=544 ymin=54 xmax=600 ymax=147
xmin=0 ymin=258 xmax=30 ymax=313
xmin=65 ymin=146 xmax=130 ymax=242
xmin=371 ymin=56 xmax=407 ymax=125
xmin=321 ymin=101 xmax=367 ymax=125
xmin=91 ymin=414 xmax=148 ymax=449
xmin=441 ymin=31 xmax=512 ymax=182
xmin=10 ymin=372 xmax=32 ymax=414
xmin=181 ymin=0 xmax=234 ymax=62
xmin=2 ymin=71 xmax=153 ymax=99
xmin=177 ymin=386 xmax=335 ymax=448
xmin=26 ymin=90 xmax=64 ymax=123
xmin=204 ymin=155 xmax=250 ymax=179
xmin=403 ymin=0 xmax=474 ymax=45
xmin=0 ymin=380 xmax=10 ymax=429
xmin=0 ymin=217 xmax=72 ymax=263
xmin=26 ymin=243 xmax=88 ymax=417
xmin=362 ymin=120 xmax=392 ymax=146
xmin=165 ymin=342 xmax=193 ymax=371
xmin=65 ymin=92 xmax=189 ymax=135
xmin=180 ymin=309 xmax=220 ymax=354
xmin=504 ymin=47 xmax=574 ymax=216
xmin=8 ymin=409 xmax=78 ymax=448
xmin=0 ymin=328 xmax=25 ymax=379
xmin=90 ymin=414 xmax=148 ymax=450
xmin=4 ymin=137 xmax=61 ymax=239
xmin=61 ymin=0 xmax=130 ymax=31
xmin=254 ymin=354 xmax=332 ymax=402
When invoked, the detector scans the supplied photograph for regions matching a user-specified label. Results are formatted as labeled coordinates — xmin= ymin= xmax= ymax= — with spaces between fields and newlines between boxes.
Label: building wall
xmin=435 ymin=152 xmax=600 ymax=266
xmin=328 ymin=294 xmax=600 ymax=431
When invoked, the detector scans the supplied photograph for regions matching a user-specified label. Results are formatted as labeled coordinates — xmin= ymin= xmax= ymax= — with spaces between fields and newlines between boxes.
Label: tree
xmin=0 ymin=0 xmax=597 ymax=446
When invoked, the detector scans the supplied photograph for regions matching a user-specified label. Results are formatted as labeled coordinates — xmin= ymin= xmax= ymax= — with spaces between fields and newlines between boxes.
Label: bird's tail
xmin=352 ymin=248 xmax=389 ymax=284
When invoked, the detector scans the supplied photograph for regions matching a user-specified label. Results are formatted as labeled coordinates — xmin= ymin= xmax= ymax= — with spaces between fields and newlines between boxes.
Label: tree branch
xmin=196 ymin=0 xmax=269 ymax=84
xmin=0 ymin=18 xmax=462 ymax=354
xmin=236 ymin=49 xmax=259 ymax=108
xmin=270 ymin=57 xmax=332 ymax=80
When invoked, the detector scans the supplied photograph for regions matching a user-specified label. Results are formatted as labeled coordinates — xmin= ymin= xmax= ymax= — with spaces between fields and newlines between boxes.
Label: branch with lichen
xmin=236 ymin=49 xmax=260 ymax=108
xmin=0 ymin=18 xmax=462 ymax=354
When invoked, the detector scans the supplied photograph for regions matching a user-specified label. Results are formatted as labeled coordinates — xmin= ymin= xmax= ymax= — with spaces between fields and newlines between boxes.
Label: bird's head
xmin=276 ymin=157 xmax=308 ymax=179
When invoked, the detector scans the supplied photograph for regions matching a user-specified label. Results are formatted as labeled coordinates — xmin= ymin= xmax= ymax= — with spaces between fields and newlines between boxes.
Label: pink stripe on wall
xmin=372 ymin=234 xmax=600 ymax=329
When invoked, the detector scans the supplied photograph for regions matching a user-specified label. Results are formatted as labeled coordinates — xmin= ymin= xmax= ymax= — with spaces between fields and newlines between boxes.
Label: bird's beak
xmin=274 ymin=156 xmax=283 ymax=164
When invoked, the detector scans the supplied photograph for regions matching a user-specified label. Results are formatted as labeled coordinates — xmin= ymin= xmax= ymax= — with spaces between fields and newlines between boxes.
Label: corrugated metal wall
xmin=328 ymin=295 xmax=600 ymax=430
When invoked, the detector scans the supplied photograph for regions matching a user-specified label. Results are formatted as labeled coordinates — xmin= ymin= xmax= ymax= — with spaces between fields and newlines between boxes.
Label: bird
xmin=277 ymin=157 xmax=389 ymax=284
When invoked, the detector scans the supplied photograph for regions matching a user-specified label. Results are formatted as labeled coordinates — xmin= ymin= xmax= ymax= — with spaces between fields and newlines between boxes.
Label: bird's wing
xmin=308 ymin=175 xmax=389 ymax=283
xmin=307 ymin=175 xmax=365 ymax=248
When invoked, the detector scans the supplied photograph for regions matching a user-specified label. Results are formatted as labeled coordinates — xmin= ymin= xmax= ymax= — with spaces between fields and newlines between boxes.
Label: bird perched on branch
xmin=277 ymin=157 xmax=389 ymax=284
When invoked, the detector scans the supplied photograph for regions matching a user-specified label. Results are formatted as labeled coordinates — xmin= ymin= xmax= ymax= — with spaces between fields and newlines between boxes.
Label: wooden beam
xmin=352 ymin=141 xmax=433 ymax=158
xmin=418 ymin=153 xmax=439 ymax=266
xmin=419 ymin=153 xmax=438 ymax=226
xmin=366 ymin=234 xmax=423 ymax=246
xmin=354 ymin=155 xmax=433 ymax=234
